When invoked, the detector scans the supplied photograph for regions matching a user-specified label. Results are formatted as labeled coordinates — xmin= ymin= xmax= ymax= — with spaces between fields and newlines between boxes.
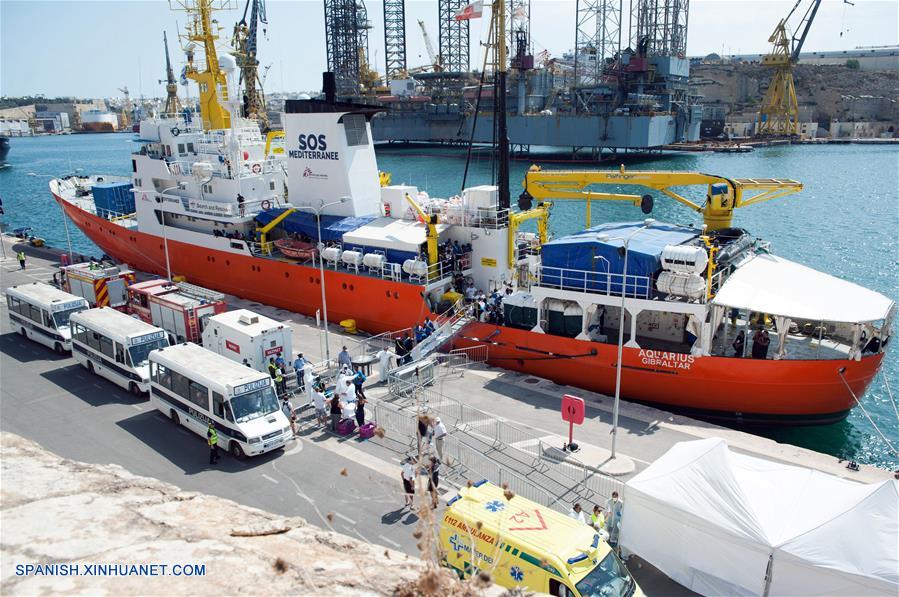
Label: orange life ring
xmin=252 ymin=163 xmax=262 ymax=174
xmin=261 ymin=200 xmax=272 ymax=210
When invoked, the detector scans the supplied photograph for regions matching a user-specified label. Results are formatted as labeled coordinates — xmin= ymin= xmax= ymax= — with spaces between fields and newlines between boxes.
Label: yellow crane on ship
xmin=519 ymin=165 xmax=803 ymax=232
xmin=171 ymin=0 xmax=231 ymax=130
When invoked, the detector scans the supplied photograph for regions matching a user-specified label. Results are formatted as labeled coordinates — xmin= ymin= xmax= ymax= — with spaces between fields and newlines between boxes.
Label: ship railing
xmin=355 ymin=326 xmax=413 ymax=360
xmin=536 ymin=265 xmax=653 ymax=299
xmin=150 ymin=112 xmax=204 ymax=130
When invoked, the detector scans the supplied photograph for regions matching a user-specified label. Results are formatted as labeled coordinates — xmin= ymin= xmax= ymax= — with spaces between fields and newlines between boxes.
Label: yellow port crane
xmin=520 ymin=165 xmax=803 ymax=231
xmin=756 ymin=0 xmax=830 ymax=137
xmin=172 ymin=0 xmax=231 ymax=130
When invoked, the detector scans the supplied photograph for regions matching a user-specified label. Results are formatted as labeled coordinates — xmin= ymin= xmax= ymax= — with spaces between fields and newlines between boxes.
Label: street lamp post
xmin=157 ymin=183 xmax=185 ymax=280
xmin=603 ymin=219 xmax=654 ymax=460
xmin=295 ymin=198 xmax=347 ymax=365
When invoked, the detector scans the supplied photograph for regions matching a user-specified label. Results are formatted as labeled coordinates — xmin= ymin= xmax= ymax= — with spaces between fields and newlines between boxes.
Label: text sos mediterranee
xmin=288 ymin=134 xmax=339 ymax=160
xmin=15 ymin=563 xmax=206 ymax=577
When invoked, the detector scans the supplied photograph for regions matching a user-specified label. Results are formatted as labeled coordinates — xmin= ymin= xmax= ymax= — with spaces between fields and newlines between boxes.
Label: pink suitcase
xmin=358 ymin=422 xmax=376 ymax=439
xmin=337 ymin=418 xmax=357 ymax=436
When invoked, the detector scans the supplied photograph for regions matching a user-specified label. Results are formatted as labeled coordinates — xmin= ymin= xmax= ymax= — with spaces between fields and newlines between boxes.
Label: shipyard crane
xmin=232 ymin=0 xmax=269 ymax=128
xmin=418 ymin=20 xmax=442 ymax=71
xmin=118 ymin=86 xmax=133 ymax=128
xmin=519 ymin=165 xmax=803 ymax=231
xmin=160 ymin=32 xmax=183 ymax=115
xmin=756 ymin=0 xmax=830 ymax=136
xmin=172 ymin=0 xmax=230 ymax=130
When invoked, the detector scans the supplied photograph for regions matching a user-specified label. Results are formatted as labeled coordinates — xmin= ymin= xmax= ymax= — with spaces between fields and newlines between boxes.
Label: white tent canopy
xmin=621 ymin=439 xmax=899 ymax=596
xmin=712 ymin=253 xmax=894 ymax=323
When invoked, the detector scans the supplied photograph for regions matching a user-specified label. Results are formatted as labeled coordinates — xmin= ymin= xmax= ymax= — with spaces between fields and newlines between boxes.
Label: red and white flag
xmin=454 ymin=0 xmax=483 ymax=21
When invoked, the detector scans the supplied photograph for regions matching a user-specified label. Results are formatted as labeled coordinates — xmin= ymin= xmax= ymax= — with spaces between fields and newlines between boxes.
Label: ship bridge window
xmin=269 ymin=181 xmax=276 ymax=191
xmin=187 ymin=142 xmax=195 ymax=153
xmin=131 ymin=159 xmax=137 ymax=173
xmin=177 ymin=143 xmax=186 ymax=155
xmin=343 ymin=113 xmax=369 ymax=146
xmin=202 ymin=183 xmax=213 ymax=194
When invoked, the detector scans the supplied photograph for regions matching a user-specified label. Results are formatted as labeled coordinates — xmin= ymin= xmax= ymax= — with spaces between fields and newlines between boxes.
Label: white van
xmin=201 ymin=309 xmax=293 ymax=372
xmin=5 ymin=282 xmax=89 ymax=353
xmin=149 ymin=342 xmax=292 ymax=459
xmin=70 ymin=308 xmax=169 ymax=395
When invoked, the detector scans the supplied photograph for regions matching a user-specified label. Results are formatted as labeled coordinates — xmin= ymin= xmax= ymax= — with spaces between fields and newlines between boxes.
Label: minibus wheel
xmin=230 ymin=442 xmax=245 ymax=460
xmin=170 ymin=410 xmax=180 ymax=426
xmin=129 ymin=382 xmax=141 ymax=396
xmin=54 ymin=342 xmax=64 ymax=354
xmin=87 ymin=361 xmax=95 ymax=374
xmin=20 ymin=327 xmax=26 ymax=337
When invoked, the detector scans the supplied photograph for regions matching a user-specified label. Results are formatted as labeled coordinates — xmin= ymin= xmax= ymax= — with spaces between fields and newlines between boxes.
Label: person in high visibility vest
xmin=17 ymin=250 xmax=26 ymax=270
xmin=207 ymin=421 xmax=220 ymax=465
xmin=274 ymin=368 xmax=285 ymax=396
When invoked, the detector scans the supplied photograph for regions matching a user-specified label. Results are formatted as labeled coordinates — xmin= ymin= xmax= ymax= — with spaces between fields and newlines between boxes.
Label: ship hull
xmin=454 ymin=322 xmax=883 ymax=425
xmin=53 ymin=195 xmax=434 ymax=334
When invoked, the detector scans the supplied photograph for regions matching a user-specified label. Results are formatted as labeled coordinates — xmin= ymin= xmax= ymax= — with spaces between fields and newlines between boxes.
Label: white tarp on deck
xmin=621 ymin=438 xmax=899 ymax=597
xmin=712 ymin=253 xmax=894 ymax=323
xmin=341 ymin=217 xmax=448 ymax=254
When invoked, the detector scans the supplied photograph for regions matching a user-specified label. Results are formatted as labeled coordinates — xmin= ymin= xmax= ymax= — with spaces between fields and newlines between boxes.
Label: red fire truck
xmin=61 ymin=262 xmax=135 ymax=311
xmin=127 ymin=280 xmax=227 ymax=344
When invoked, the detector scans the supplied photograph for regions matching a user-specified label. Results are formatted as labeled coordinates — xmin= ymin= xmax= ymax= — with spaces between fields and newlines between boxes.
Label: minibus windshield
xmin=575 ymin=551 xmax=634 ymax=597
xmin=230 ymin=386 xmax=279 ymax=423
xmin=128 ymin=339 xmax=168 ymax=367
xmin=52 ymin=306 xmax=85 ymax=329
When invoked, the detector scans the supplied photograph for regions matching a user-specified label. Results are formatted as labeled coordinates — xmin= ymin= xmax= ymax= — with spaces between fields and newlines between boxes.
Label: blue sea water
xmin=1 ymin=133 xmax=896 ymax=469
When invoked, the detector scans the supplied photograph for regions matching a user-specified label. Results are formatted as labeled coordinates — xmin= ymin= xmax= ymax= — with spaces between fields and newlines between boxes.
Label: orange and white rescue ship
xmin=51 ymin=59 xmax=893 ymax=425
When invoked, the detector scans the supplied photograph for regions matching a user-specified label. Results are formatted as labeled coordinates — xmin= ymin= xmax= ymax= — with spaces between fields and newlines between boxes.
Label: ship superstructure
xmin=50 ymin=1 xmax=893 ymax=424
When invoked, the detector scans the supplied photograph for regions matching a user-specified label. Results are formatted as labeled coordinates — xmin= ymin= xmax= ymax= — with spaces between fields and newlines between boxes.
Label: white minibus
xmin=5 ymin=282 xmax=90 ymax=353
xmin=148 ymin=343 xmax=292 ymax=459
xmin=70 ymin=307 xmax=169 ymax=395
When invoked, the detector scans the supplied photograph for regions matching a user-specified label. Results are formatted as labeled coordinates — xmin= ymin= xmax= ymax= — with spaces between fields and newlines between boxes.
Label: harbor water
xmin=1 ymin=133 xmax=896 ymax=469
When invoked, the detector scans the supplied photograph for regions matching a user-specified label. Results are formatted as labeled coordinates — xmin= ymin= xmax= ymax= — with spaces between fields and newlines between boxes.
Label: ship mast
xmin=173 ymin=0 xmax=231 ymax=130
xmin=162 ymin=32 xmax=183 ymax=115
xmin=232 ymin=0 xmax=269 ymax=128
xmin=495 ymin=0 xmax=510 ymax=211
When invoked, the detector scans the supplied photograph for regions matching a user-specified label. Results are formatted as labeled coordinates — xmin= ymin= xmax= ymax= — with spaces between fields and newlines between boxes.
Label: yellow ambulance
xmin=440 ymin=480 xmax=642 ymax=597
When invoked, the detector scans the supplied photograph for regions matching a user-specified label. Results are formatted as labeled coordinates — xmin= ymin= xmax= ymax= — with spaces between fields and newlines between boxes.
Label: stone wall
xmin=0 ymin=433 xmax=484 ymax=596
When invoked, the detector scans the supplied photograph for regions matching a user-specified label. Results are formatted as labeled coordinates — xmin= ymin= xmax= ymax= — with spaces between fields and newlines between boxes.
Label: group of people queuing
xmin=393 ymin=317 xmax=437 ymax=365
xmin=569 ymin=490 xmax=624 ymax=548
xmin=435 ymin=239 xmax=472 ymax=273
xmin=212 ymin=228 xmax=248 ymax=241
xmin=461 ymin=280 xmax=512 ymax=326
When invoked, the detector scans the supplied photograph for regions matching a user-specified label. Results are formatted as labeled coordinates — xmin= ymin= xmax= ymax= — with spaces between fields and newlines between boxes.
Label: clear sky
xmin=1 ymin=0 xmax=896 ymax=98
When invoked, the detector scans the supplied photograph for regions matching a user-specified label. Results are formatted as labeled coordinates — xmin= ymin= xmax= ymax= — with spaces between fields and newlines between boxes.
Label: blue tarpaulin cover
xmin=255 ymin=208 xmax=376 ymax=242
xmin=540 ymin=221 xmax=699 ymax=295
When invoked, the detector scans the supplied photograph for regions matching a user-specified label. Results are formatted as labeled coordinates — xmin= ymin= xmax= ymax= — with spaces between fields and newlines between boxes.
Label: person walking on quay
xmin=377 ymin=347 xmax=395 ymax=384
xmin=569 ymin=503 xmax=587 ymax=524
xmin=353 ymin=366 xmax=367 ymax=400
xmin=427 ymin=455 xmax=441 ymax=509
xmin=17 ymin=250 xmax=26 ymax=270
xmin=207 ymin=422 xmax=220 ymax=465
xmin=329 ymin=393 xmax=343 ymax=432
xmin=282 ymin=398 xmax=297 ymax=436
xmin=293 ymin=353 xmax=308 ymax=391
xmin=311 ymin=383 xmax=328 ymax=427
xmin=338 ymin=346 xmax=352 ymax=369
xmin=417 ymin=415 xmax=431 ymax=453
xmin=401 ymin=456 xmax=416 ymax=508
xmin=274 ymin=367 xmax=286 ymax=396
xmin=431 ymin=417 xmax=447 ymax=462
xmin=606 ymin=491 xmax=624 ymax=547
xmin=355 ymin=393 xmax=367 ymax=428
